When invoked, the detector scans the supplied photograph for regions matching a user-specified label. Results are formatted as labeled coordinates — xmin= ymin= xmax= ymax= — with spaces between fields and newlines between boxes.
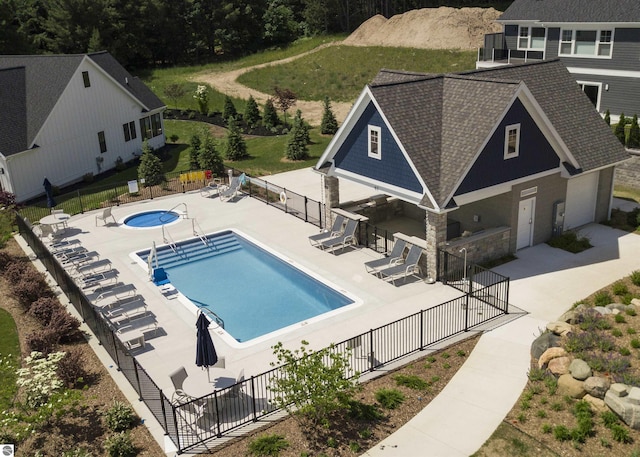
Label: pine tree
xmin=285 ymin=110 xmax=309 ymax=160
xmin=223 ymin=96 xmax=237 ymax=124
xmin=198 ymin=133 xmax=225 ymax=176
xmin=189 ymin=134 xmax=201 ymax=170
xmin=604 ymin=109 xmax=611 ymax=126
xmin=225 ymin=119 xmax=248 ymax=160
xmin=628 ymin=114 xmax=640 ymax=149
xmin=137 ymin=141 xmax=163 ymax=186
xmin=615 ymin=113 xmax=627 ymax=145
xmin=320 ymin=96 xmax=338 ymax=135
xmin=244 ymin=95 xmax=260 ymax=128
xmin=263 ymin=98 xmax=279 ymax=130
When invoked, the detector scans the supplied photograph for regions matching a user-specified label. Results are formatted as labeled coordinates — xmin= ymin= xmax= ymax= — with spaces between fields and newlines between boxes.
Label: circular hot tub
xmin=123 ymin=210 xmax=180 ymax=228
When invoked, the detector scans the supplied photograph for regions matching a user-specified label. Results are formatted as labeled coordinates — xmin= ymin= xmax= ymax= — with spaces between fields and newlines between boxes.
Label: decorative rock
xmin=584 ymin=376 xmax=611 ymax=399
xmin=569 ymin=359 xmax=592 ymax=381
xmin=531 ymin=332 xmax=561 ymax=360
xmin=548 ymin=356 xmax=571 ymax=375
xmin=593 ymin=306 xmax=612 ymax=315
xmin=558 ymin=309 xmax=578 ymax=324
xmin=631 ymin=298 xmax=640 ymax=307
xmin=583 ymin=394 xmax=609 ymax=413
xmin=607 ymin=303 xmax=627 ymax=312
xmin=558 ymin=374 xmax=586 ymax=398
xmin=627 ymin=304 xmax=638 ymax=313
xmin=605 ymin=384 xmax=640 ymax=429
xmin=546 ymin=321 xmax=573 ymax=336
xmin=538 ymin=347 xmax=568 ymax=369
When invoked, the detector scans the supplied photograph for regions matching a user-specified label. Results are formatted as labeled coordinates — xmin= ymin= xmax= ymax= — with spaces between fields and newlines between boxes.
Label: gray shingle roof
xmin=500 ymin=0 xmax=640 ymax=23
xmin=368 ymin=60 xmax=629 ymax=209
xmin=0 ymin=51 xmax=164 ymax=157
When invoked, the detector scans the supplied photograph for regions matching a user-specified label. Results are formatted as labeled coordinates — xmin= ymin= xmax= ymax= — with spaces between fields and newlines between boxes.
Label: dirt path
xmin=191 ymin=42 xmax=353 ymax=127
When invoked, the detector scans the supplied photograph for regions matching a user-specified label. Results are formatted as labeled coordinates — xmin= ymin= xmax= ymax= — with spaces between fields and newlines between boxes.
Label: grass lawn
xmin=614 ymin=185 xmax=640 ymax=204
xmin=0 ymin=307 xmax=20 ymax=411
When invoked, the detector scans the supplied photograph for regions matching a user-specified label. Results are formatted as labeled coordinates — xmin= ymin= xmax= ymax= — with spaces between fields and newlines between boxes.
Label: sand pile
xmin=343 ymin=7 xmax=502 ymax=50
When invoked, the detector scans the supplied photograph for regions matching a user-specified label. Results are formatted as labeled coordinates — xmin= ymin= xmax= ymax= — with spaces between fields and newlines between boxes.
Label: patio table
xmin=182 ymin=368 xmax=236 ymax=398
xmin=40 ymin=212 xmax=70 ymax=232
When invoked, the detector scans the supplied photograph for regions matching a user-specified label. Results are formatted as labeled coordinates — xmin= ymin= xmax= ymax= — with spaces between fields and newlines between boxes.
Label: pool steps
xmin=141 ymin=232 xmax=241 ymax=269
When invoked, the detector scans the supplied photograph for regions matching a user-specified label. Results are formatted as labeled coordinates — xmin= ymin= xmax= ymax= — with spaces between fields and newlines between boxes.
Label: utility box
xmin=552 ymin=200 xmax=565 ymax=236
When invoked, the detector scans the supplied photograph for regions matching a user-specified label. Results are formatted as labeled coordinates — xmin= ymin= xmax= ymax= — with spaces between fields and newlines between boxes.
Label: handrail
xmin=198 ymin=307 xmax=225 ymax=329
xmin=191 ymin=218 xmax=208 ymax=246
xmin=161 ymin=225 xmax=177 ymax=253
xmin=161 ymin=202 xmax=188 ymax=223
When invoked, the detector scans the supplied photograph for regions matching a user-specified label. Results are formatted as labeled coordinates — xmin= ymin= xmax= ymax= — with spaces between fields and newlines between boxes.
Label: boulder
xmin=605 ymin=384 xmax=640 ymax=429
xmin=558 ymin=374 xmax=586 ymax=398
xmin=546 ymin=321 xmax=573 ymax=336
xmin=631 ymin=298 xmax=640 ymax=307
xmin=583 ymin=394 xmax=609 ymax=414
xmin=531 ymin=332 xmax=561 ymax=360
xmin=607 ymin=303 xmax=627 ymax=312
xmin=558 ymin=309 xmax=578 ymax=324
xmin=584 ymin=376 xmax=611 ymax=399
xmin=548 ymin=356 xmax=571 ymax=376
xmin=538 ymin=347 xmax=568 ymax=369
xmin=593 ymin=306 xmax=612 ymax=315
xmin=569 ymin=359 xmax=592 ymax=381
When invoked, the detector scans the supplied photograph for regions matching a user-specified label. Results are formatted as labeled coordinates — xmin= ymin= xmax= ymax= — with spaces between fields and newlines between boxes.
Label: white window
xmin=368 ymin=125 xmax=381 ymax=159
xmin=559 ymin=29 xmax=613 ymax=57
xmin=504 ymin=124 xmax=520 ymax=159
xmin=518 ymin=26 xmax=545 ymax=50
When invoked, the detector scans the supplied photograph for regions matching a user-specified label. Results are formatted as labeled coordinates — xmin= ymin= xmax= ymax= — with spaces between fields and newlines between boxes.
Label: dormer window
xmin=82 ymin=71 xmax=91 ymax=88
xmin=504 ymin=124 xmax=520 ymax=159
xmin=368 ymin=125 xmax=381 ymax=159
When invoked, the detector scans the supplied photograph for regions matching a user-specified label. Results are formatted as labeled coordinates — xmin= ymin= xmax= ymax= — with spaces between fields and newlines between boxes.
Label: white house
xmin=0 ymin=51 xmax=166 ymax=202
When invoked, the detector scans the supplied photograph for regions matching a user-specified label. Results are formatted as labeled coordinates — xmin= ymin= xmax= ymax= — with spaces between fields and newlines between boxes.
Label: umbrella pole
xmin=207 ymin=366 xmax=211 ymax=382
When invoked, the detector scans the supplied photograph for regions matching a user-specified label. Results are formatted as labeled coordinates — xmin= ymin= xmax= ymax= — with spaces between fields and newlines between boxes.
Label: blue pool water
xmin=137 ymin=231 xmax=354 ymax=342
xmin=125 ymin=210 xmax=179 ymax=227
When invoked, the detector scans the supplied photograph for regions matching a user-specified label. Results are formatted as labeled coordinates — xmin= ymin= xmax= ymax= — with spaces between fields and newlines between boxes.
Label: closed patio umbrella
xmin=43 ymin=177 xmax=56 ymax=208
xmin=196 ymin=312 xmax=218 ymax=382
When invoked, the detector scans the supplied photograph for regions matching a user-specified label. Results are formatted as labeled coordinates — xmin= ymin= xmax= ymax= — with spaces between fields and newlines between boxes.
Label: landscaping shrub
xmin=247 ymin=433 xmax=289 ymax=456
xmin=610 ymin=423 xmax=632 ymax=443
xmin=13 ymin=275 xmax=54 ymax=308
xmin=4 ymin=261 xmax=29 ymax=283
xmin=103 ymin=432 xmax=136 ymax=457
xmin=394 ymin=374 xmax=429 ymax=390
xmin=547 ymin=231 xmax=592 ymax=253
xmin=0 ymin=251 xmax=12 ymax=270
xmin=576 ymin=309 xmax=612 ymax=331
xmin=613 ymin=281 xmax=629 ymax=296
xmin=631 ymin=270 xmax=640 ymax=287
xmin=28 ymin=296 xmax=61 ymax=324
xmin=594 ymin=291 xmax=613 ymax=307
xmin=48 ymin=308 xmax=81 ymax=343
xmin=105 ymin=401 xmax=138 ymax=432
xmin=25 ymin=328 xmax=58 ymax=354
xmin=57 ymin=348 xmax=88 ymax=388
xmin=553 ymin=424 xmax=572 ymax=441
xmin=375 ymin=388 xmax=405 ymax=409
xmin=347 ymin=399 xmax=383 ymax=421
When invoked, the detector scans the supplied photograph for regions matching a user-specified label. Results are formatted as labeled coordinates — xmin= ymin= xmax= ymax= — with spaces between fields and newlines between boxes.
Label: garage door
xmin=564 ymin=172 xmax=599 ymax=230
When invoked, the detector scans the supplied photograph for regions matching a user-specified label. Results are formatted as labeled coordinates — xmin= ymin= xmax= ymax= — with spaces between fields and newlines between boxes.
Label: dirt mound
xmin=343 ymin=7 xmax=502 ymax=50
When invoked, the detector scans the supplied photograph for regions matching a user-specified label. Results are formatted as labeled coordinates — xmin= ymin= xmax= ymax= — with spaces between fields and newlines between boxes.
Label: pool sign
xmin=1 ymin=444 xmax=14 ymax=456
xmin=128 ymin=180 xmax=139 ymax=193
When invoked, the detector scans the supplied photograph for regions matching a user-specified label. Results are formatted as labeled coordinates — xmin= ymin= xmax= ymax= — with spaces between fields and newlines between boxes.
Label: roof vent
xmin=125 ymin=77 xmax=129 ymax=85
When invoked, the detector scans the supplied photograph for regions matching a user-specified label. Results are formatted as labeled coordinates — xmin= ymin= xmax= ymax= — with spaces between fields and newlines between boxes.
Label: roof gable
xmin=500 ymin=0 xmax=640 ymax=23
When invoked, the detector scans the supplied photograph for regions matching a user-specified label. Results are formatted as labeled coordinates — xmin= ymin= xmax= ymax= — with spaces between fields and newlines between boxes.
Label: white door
xmin=517 ymin=197 xmax=536 ymax=250
xmin=565 ymin=172 xmax=598 ymax=230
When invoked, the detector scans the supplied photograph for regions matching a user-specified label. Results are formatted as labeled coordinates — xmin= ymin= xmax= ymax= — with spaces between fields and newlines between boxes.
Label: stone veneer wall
xmin=615 ymin=150 xmax=640 ymax=189
xmin=442 ymin=227 xmax=511 ymax=266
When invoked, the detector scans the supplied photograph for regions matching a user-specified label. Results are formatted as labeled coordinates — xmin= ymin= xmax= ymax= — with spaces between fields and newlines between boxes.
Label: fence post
xmin=77 ymin=190 xmax=84 ymax=214
xmin=265 ymin=181 xmax=269 ymax=205
xmin=250 ymin=376 xmax=258 ymax=422
xmin=304 ymin=196 xmax=308 ymax=222
xmin=368 ymin=329 xmax=374 ymax=372
xmin=419 ymin=310 xmax=425 ymax=350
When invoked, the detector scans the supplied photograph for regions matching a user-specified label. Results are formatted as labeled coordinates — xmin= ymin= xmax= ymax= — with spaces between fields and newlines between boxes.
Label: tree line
xmin=0 ymin=0 xmax=510 ymax=68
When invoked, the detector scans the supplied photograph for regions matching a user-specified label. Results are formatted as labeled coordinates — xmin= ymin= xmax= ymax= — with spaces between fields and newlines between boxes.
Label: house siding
xmin=570 ymin=71 xmax=640 ymax=117
xmin=455 ymin=98 xmax=560 ymax=195
xmin=333 ymin=102 xmax=422 ymax=194
xmin=596 ymin=167 xmax=615 ymax=223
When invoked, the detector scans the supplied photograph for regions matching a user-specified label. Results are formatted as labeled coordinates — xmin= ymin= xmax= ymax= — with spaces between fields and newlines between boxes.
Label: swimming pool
xmin=134 ymin=230 xmax=358 ymax=345
xmin=124 ymin=210 xmax=180 ymax=228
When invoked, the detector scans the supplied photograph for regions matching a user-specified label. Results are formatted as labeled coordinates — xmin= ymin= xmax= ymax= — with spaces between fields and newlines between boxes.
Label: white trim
xmin=576 ymin=80 xmax=603 ymax=111
xmin=558 ymin=28 xmax=614 ymax=59
xmin=520 ymin=186 xmax=537 ymax=198
xmin=333 ymin=168 xmax=424 ymax=205
xmin=504 ymin=123 xmax=521 ymax=159
xmin=566 ymin=66 xmax=640 ymax=79
xmin=517 ymin=25 xmax=546 ymax=51
xmin=367 ymin=125 xmax=382 ymax=159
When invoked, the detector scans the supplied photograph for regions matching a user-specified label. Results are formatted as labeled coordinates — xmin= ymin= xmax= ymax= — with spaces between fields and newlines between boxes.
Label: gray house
xmin=477 ymin=0 xmax=640 ymax=121
xmin=316 ymin=60 xmax=629 ymax=280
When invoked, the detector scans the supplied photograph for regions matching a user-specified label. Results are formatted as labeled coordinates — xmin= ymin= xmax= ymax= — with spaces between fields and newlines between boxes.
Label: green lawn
xmin=237 ymin=46 xmax=477 ymax=102
xmin=0 ymin=308 xmax=20 ymax=411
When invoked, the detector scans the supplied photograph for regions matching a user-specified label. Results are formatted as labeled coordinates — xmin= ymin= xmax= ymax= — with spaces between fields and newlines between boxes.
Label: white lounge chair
xmin=377 ymin=244 xmax=423 ymax=285
xmin=319 ymin=219 xmax=359 ymax=254
xmin=96 ymin=206 xmax=116 ymax=226
xmin=219 ymin=173 xmax=246 ymax=202
xmin=200 ymin=178 xmax=223 ymax=198
xmin=364 ymin=239 xmax=408 ymax=274
xmin=308 ymin=215 xmax=345 ymax=247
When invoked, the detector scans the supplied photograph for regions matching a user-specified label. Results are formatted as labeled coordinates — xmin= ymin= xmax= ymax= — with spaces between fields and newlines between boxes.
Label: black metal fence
xmin=361 ymin=221 xmax=397 ymax=254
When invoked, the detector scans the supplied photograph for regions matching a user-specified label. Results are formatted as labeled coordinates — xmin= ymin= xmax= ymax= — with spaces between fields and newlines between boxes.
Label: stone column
xmin=425 ymin=210 xmax=447 ymax=281
xmin=322 ymin=175 xmax=340 ymax=228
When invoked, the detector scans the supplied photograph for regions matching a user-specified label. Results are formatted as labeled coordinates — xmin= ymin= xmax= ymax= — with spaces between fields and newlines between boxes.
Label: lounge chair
xmin=219 ymin=173 xmax=246 ymax=201
xmin=308 ymin=215 xmax=345 ymax=247
xmin=364 ymin=239 xmax=408 ymax=274
xmin=95 ymin=206 xmax=116 ymax=226
xmin=111 ymin=310 xmax=158 ymax=337
xmin=72 ymin=258 xmax=112 ymax=276
xmin=377 ymin=244 xmax=423 ymax=285
xmin=319 ymin=218 xmax=359 ymax=253
xmin=200 ymin=178 xmax=223 ymax=198
xmin=76 ymin=269 xmax=119 ymax=289
xmin=98 ymin=295 xmax=147 ymax=319
xmin=152 ymin=267 xmax=170 ymax=286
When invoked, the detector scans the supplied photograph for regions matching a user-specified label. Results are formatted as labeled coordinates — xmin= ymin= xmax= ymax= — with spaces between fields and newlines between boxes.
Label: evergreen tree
xmin=263 ymin=98 xmax=279 ymax=130
xmin=225 ymin=119 xmax=248 ymax=160
xmin=137 ymin=141 xmax=163 ymax=186
xmin=604 ymin=109 xmax=611 ymax=126
xmin=223 ymin=95 xmax=237 ymax=123
xmin=198 ymin=133 xmax=225 ymax=176
xmin=244 ymin=95 xmax=260 ymax=128
xmin=189 ymin=134 xmax=202 ymax=170
xmin=285 ymin=110 xmax=309 ymax=160
xmin=321 ymin=96 xmax=338 ymax=135
xmin=628 ymin=114 xmax=640 ymax=149
xmin=615 ymin=113 xmax=627 ymax=145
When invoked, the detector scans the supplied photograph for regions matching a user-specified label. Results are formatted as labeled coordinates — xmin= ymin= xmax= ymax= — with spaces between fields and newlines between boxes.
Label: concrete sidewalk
xmin=364 ymin=223 xmax=640 ymax=456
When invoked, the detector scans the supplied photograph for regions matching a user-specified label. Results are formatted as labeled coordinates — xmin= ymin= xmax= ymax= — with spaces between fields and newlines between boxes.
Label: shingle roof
xmin=0 ymin=52 xmax=165 ymax=157
xmin=499 ymin=0 xmax=640 ymax=23
xmin=368 ymin=60 xmax=629 ymax=209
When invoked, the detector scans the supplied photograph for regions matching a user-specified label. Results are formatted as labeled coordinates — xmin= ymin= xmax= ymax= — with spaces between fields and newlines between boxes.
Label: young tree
xmin=193 ymin=85 xmax=209 ymax=115
xmin=198 ymin=132 xmax=225 ymax=176
xmin=223 ymin=95 xmax=237 ymax=123
xmin=273 ymin=86 xmax=297 ymax=127
xmin=628 ymin=114 xmax=640 ymax=149
xmin=244 ymin=95 xmax=260 ymax=128
xmin=225 ymin=119 xmax=248 ymax=161
xmin=189 ymin=133 xmax=202 ymax=170
xmin=137 ymin=141 xmax=163 ymax=186
xmin=263 ymin=98 xmax=279 ymax=130
xmin=615 ymin=113 xmax=627 ymax=145
xmin=285 ymin=110 xmax=310 ymax=160
xmin=604 ymin=109 xmax=611 ymax=126
xmin=164 ymin=84 xmax=186 ymax=110
xmin=321 ymin=96 xmax=338 ymax=135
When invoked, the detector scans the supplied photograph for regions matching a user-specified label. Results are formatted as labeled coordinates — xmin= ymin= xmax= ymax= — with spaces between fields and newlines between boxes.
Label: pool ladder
xmin=191 ymin=218 xmax=209 ymax=247
xmin=199 ymin=308 xmax=225 ymax=329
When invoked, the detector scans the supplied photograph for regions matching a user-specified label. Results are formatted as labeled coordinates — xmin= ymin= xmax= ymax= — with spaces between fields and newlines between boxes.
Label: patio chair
xmin=95 ymin=206 xmax=116 ymax=226
xmin=319 ymin=218 xmax=359 ymax=254
xmin=364 ymin=239 xmax=408 ymax=274
xmin=308 ymin=215 xmax=345 ymax=247
xmin=200 ymin=178 xmax=223 ymax=198
xmin=169 ymin=366 xmax=196 ymax=405
xmin=219 ymin=173 xmax=246 ymax=202
xmin=377 ymin=244 xmax=423 ymax=285
xmin=99 ymin=295 xmax=147 ymax=319
xmin=152 ymin=267 xmax=170 ymax=286
xmin=76 ymin=269 xmax=119 ymax=289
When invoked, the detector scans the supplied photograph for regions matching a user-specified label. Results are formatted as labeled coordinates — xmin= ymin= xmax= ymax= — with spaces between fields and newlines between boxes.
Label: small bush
xmin=26 ymin=328 xmax=58 ymax=354
xmin=536 ymin=410 xmax=547 ymax=418
xmin=632 ymin=339 xmax=640 ymax=349
xmin=553 ymin=425 xmax=572 ymax=441
xmin=0 ymin=251 xmax=12 ymax=270
xmin=61 ymin=449 xmax=92 ymax=457
xmin=57 ymin=348 xmax=88 ymax=388
xmin=456 ymin=350 xmax=466 ymax=357
xmin=326 ymin=437 xmax=337 ymax=448
xmin=517 ymin=412 xmax=527 ymax=423
xmin=551 ymin=402 xmax=564 ymax=412
xmin=631 ymin=270 xmax=640 ymax=286
xmin=547 ymin=231 xmax=592 ymax=253
xmin=601 ymin=410 xmax=620 ymax=428
xmin=4 ymin=261 xmax=30 ymax=283
xmin=615 ymin=314 xmax=626 ymax=324
xmin=576 ymin=309 xmax=612 ymax=331
xmin=375 ymin=388 xmax=405 ymax=409
xmin=613 ymin=281 xmax=629 ymax=296
xmin=349 ymin=441 xmax=361 ymax=453
xmin=48 ymin=308 xmax=81 ymax=343
xmin=612 ymin=328 xmax=623 ymax=337
xmin=394 ymin=374 xmax=428 ymax=390
xmin=594 ymin=291 xmax=613 ymax=307
xmin=28 ymin=297 xmax=61 ymax=324
xmin=620 ymin=347 xmax=631 ymax=356
xmin=629 ymin=327 xmax=637 ymax=335
xmin=528 ymin=366 xmax=547 ymax=381
xmin=347 ymin=400 xmax=383 ymax=421
xmin=103 ymin=432 xmax=136 ymax=457
xmin=545 ymin=376 xmax=558 ymax=395
xmin=105 ymin=401 xmax=137 ymax=432
xmin=542 ymin=423 xmax=552 ymax=434
xmin=610 ymin=423 xmax=632 ymax=443
xmin=627 ymin=307 xmax=637 ymax=316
